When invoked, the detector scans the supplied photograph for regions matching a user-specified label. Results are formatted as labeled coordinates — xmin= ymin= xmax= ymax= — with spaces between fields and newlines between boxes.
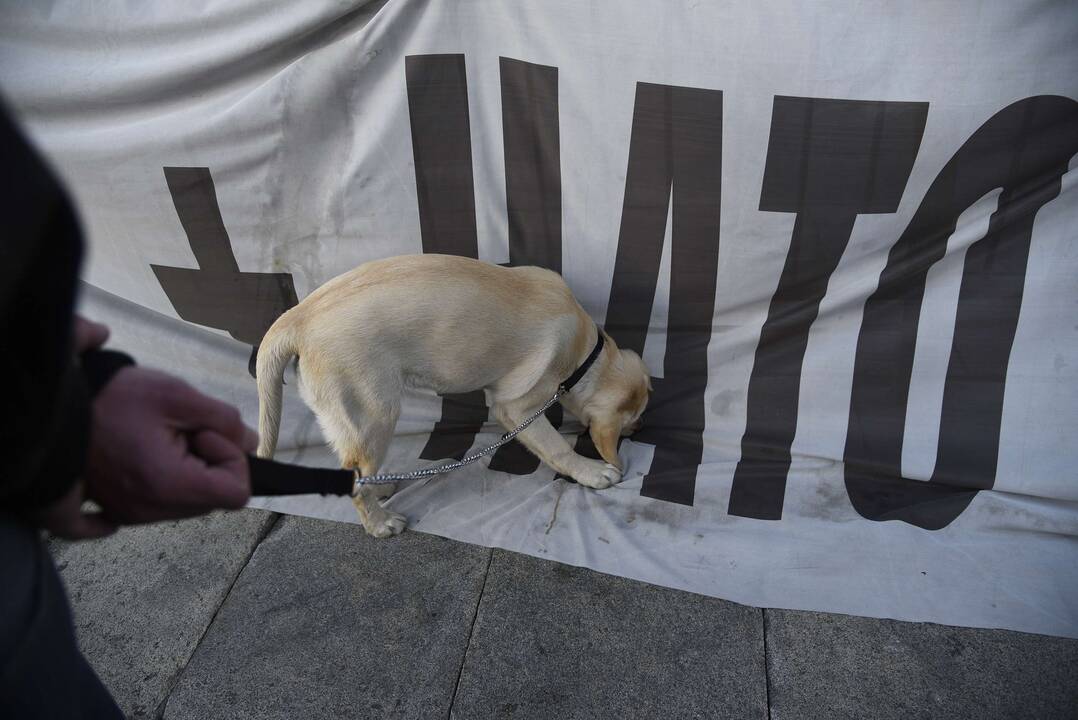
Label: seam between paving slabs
xmin=762 ymin=608 xmax=773 ymax=720
xmin=154 ymin=511 xmax=282 ymax=720
xmin=445 ymin=547 xmax=496 ymax=720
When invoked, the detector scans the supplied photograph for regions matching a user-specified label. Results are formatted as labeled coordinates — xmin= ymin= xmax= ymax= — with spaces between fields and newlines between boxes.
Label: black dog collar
xmin=560 ymin=325 xmax=605 ymax=393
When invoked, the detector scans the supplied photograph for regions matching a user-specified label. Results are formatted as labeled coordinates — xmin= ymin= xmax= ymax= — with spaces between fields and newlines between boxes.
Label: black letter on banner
xmin=406 ymin=54 xmax=489 ymax=462
xmin=488 ymin=57 xmax=565 ymax=474
xmin=151 ymin=166 xmax=298 ymax=375
xmin=728 ymin=97 xmax=928 ymax=520
xmin=605 ymin=82 xmax=723 ymax=506
xmin=844 ymin=95 xmax=1078 ymax=530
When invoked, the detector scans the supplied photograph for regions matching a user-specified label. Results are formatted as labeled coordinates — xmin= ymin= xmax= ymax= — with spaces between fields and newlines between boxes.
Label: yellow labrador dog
xmin=256 ymin=254 xmax=651 ymax=537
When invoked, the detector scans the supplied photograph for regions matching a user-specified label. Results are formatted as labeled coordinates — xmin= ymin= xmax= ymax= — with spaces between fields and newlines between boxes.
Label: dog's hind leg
xmin=305 ymin=373 xmax=405 ymax=538
xmin=344 ymin=413 xmax=406 ymax=538
xmin=349 ymin=468 xmax=406 ymax=538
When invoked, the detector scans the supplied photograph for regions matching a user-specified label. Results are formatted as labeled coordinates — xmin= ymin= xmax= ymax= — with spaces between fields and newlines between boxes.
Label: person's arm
xmin=0 ymin=96 xmax=92 ymax=515
xmin=0 ymin=97 xmax=257 ymax=539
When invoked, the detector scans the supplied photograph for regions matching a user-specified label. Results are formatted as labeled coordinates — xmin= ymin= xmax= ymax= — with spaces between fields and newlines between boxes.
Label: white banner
xmin=2 ymin=0 xmax=1076 ymax=637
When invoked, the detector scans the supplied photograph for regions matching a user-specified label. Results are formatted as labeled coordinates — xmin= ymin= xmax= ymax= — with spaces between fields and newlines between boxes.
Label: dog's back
xmin=292 ymin=255 xmax=585 ymax=390
xmin=256 ymin=254 xmax=589 ymax=457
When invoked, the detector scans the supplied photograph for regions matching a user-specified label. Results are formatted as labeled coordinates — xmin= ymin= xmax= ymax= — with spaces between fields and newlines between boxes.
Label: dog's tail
xmin=255 ymin=316 xmax=298 ymax=459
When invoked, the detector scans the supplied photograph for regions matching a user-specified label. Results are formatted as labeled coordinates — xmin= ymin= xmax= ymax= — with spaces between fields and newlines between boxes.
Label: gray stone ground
xmin=50 ymin=509 xmax=1078 ymax=720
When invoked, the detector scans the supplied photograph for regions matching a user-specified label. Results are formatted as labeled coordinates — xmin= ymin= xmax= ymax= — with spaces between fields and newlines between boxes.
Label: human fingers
xmin=158 ymin=379 xmax=252 ymax=448
xmin=168 ymin=430 xmax=251 ymax=510
xmin=39 ymin=483 xmax=118 ymax=540
xmin=56 ymin=510 xmax=118 ymax=540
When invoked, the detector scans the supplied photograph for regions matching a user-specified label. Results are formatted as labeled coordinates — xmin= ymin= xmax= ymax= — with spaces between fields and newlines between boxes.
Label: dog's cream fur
xmin=256 ymin=254 xmax=651 ymax=537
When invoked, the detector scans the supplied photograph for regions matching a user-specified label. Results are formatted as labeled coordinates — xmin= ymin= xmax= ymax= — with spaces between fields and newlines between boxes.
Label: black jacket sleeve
xmin=80 ymin=348 xmax=135 ymax=398
xmin=0 ymin=97 xmax=132 ymax=514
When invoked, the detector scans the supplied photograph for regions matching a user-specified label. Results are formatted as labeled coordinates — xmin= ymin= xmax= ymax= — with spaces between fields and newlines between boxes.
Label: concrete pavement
xmin=50 ymin=509 xmax=1078 ymax=719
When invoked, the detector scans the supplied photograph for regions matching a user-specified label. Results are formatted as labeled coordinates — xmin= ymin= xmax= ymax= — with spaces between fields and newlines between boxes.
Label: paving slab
xmin=450 ymin=549 xmax=768 ymax=720
xmin=48 ymin=508 xmax=278 ymax=719
xmin=161 ymin=515 xmax=491 ymax=720
xmin=765 ymin=608 xmax=1078 ymax=720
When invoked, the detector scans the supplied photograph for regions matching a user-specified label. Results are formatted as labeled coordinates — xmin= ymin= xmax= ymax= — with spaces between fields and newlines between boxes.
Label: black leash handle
xmin=247 ymin=455 xmax=354 ymax=497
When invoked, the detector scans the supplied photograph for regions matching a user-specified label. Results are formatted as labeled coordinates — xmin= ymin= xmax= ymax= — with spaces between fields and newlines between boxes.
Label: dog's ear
xmin=589 ymin=421 xmax=622 ymax=470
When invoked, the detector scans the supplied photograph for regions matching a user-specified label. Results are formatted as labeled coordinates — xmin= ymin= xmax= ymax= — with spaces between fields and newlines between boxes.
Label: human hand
xmin=85 ymin=366 xmax=257 ymax=525
xmin=42 ymin=365 xmax=257 ymax=538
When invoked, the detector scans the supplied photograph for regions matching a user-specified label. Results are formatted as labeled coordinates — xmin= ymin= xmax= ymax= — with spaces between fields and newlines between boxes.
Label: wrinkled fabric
xmin=1 ymin=1 xmax=1076 ymax=637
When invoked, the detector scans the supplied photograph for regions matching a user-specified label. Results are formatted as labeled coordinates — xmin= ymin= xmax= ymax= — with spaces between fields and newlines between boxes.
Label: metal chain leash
xmin=352 ymin=386 xmax=566 ymax=494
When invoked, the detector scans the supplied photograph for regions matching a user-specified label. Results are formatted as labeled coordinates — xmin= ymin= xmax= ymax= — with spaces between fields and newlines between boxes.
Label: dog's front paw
xmin=572 ymin=458 xmax=622 ymax=489
xmin=365 ymin=510 xmax=407 ymax=539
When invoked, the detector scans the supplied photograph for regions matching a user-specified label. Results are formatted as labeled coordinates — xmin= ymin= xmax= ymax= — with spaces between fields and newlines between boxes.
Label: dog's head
xmin=586 ymin=347 xmax=652 ymax=469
